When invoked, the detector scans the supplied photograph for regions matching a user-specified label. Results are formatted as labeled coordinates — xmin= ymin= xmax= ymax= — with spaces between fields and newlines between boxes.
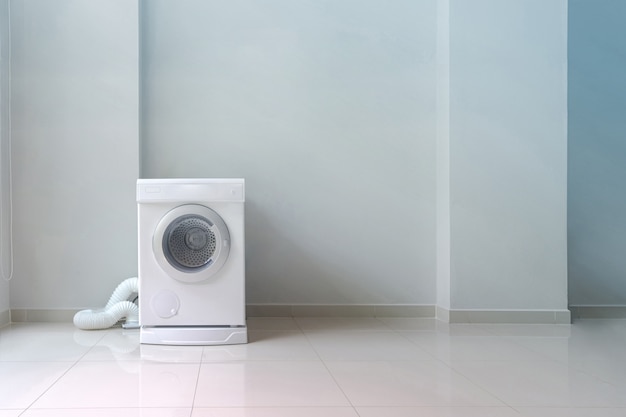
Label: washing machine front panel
xmin=138 ymin=200 xmax=246 ymax=327
xmin=153 ymin=204 xmax=230 ymax=283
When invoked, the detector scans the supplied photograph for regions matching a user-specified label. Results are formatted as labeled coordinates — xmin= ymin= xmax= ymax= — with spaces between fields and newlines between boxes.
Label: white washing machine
xmin=137 ymin=178 xmax=247 ymax=345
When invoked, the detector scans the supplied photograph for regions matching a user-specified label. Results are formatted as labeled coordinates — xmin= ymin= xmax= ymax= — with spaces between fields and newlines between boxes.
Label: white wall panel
xmin=447 ymin=0 xmax=568 ymax=311
xmin=10 ymin=0 xmax=139 ymax=309
xmin=0 ymin=0 xmax=9 ymax=317
xmin=141 ymin=0 xmax=438 ymax=305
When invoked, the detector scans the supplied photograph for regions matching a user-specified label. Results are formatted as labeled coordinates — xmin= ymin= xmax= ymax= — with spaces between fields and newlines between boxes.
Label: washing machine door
xmin=153 ymin=204 xmax=230 ymax=283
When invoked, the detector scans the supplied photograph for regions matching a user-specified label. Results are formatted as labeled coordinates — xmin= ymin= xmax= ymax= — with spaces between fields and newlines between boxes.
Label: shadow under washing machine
xmin=137 ymin=178 xmax=247 ymax=345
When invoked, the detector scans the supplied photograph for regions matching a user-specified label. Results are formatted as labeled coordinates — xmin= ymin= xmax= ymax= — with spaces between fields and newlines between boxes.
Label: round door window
xmin=153 ymin=204 xmax=230 ymax=283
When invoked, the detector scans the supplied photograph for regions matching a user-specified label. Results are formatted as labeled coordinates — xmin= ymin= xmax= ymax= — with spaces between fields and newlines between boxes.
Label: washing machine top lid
xmin=137 ymin=178 xmax=244 ymax=203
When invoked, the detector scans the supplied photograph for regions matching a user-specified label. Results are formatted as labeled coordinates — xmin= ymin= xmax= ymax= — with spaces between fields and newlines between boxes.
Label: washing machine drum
xmin=153 ymin=204 xmax=230 ymax=283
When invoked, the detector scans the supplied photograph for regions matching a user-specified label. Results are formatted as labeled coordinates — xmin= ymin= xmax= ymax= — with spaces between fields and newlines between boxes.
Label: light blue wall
xmin=0 ymin=0 xmax=576 ymax=316
xmin=436 ymin=0 xmax=451 ymax=311
xmin=0 ymin=0 xmax=9 ymax=318
xmin=9 ymin=0 xmax=139 ymax=309
xmin=141 ymin=0 xmax=439 ymax=305
xmin=446 ymin=0 xmax=568 ymax=311
xmin=568 ymin=0 xmax=626 ymax=306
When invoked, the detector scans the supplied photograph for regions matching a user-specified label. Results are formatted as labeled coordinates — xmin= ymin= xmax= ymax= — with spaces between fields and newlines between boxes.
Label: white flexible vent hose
xmin=73 ymin=277 xmax=139 ymax=330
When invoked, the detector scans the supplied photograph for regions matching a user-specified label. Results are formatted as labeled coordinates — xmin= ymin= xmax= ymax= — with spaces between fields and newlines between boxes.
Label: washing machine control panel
xmin=137 ymin=179 xmax=245 ymax=203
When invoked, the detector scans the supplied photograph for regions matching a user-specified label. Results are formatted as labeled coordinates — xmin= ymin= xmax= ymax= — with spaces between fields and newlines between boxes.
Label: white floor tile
xmin=201 ymin=331 xmax=319 ymax=362
xmin=572 ymin=319 xmax=626 ymax=338
xmin=451 ymin=360 xmax=626 ymax=407
xmin=377 ymin=318 xmax=440 ymax=332
xmin=569 ymin=360 xmax=626 ymax=387
xmin=3 ymin=318 xmax=626 ymax=414
xmin=501 ymin=336 xmax=571 ymax=362
xmin=191 ymin=407 xmax=359 ymax=417
xmin=325 ymin=360 xmax=504 ymax=407
xmin=0 ymin=362 xmax=71 ymax=408
xmin=427 ymin=323 xmax=496 ymax=337
xmin=193 ymin=361 xmax=350 ymax=407
xmin=305 ymin=330 xmax=433 ymax=361
xmin=564 ymin=335 xmax=626 ymax=361
xmin=140 ymin=344 xmax=204 ymax=363
xmin=477 ymin=324 xmax=572 ymax=338
xmin=0 ymin=410 xmax=25 ymax=417
xmin=0 ymin=323 xmax=104 ymax=362
xmin=20 ymin=408 xmax=192 ymax=417
xmin=246 ymin=318 xmax=302 ymax=332
xmin=30 ymin=361 xmax=200 ymax=409
xmin=514 ymin=408 xmax=626 ymax=417
xmin=401 ymin=333 xmax=551 ymax=363
xmin=355 ymin=406 xmax=521 ymax=417
xmin=80 ymin=330 xmax=142 ymax=361
xmin=295 ymin=317 xmax=391 ymax=332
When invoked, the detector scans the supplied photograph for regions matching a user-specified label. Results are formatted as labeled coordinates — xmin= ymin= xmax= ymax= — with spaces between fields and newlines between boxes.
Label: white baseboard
xmin=246 ymin=304 xmax=436 ymax=318
xmin=437 ymin=308 xmax=571 ymax=324
xmin=9 ymin=305 xmax=573 ymax=324
xmin=569 ymin=305 xmax=626 ymax=319
xmin=247 ymin=304 xmax=571 ymax=324
xmin=0 ymin=309 xmax=9 ymax=327
xmin=10 ymin=306 xmax=435 ymax=323
xmin=10 ymin=309 xmax=78 ymax=323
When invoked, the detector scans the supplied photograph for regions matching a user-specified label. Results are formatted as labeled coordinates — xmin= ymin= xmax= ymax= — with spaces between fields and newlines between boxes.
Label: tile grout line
xmin=293 ymin=317 xmax=360 ymax=414
xmin=379 ymin=318 xmax=523 ymax=412
xmin=19 ymin=351 xmax=92 ymax=412
xmin=14 ymin=326 xmax=110 ymax=414
xmin=188 ymin=351 xmax=204 ymax=417
xmin=381 ymin=317 xmax=445 ymax=363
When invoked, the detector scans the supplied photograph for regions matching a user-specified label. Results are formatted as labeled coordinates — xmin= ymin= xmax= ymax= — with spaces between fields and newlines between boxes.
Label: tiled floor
xmin=2 ymin=317 xmax=626 ymax=416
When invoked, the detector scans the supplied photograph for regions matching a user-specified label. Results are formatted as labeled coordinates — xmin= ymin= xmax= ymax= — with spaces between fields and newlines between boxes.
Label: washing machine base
xmin=140 ymin=325 xmax=248 ymax=346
